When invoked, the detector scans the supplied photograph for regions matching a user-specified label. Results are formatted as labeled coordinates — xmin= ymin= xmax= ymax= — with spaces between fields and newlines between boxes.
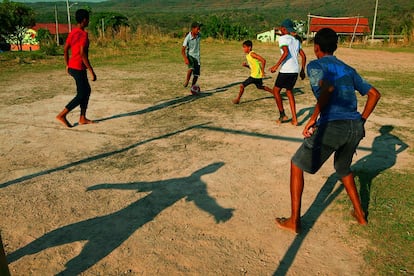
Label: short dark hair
xmin=314 ymin=28 xmax=338 ymax=54
xmin=75 ymin=9 xmax=89 ymax=24
xmin=243 ymin=40 xmax=253 ymax=48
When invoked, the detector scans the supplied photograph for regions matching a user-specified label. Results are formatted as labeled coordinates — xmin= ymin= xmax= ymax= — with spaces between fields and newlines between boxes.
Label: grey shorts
xmin=187 ymin=55 xmax=200 ymax=76
xmin=292 ymin=119 xmax=365 ymax=178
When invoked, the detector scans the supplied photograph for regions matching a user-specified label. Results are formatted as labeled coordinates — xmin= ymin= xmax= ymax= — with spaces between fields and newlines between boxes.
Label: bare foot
xmin=79 ymin=118 xmax=95 ymax=125
xmin=232 ymin=98 xmax=240 ymax=104
xmin=56 ymin=115 xmax=72 ymax=128
xmin=351 ymin=211 xmax=367 ymax=225
xmin=275 ymin=217 xmax=301 ymax=234
xmin=291 ymin=119 xmax=298 ymax=126
xmin=276 ymin=116 xmax=289 ymax=124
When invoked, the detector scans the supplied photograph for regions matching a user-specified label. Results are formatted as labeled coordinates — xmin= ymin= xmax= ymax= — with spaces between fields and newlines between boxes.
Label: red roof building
xmin=32 ymin=23 xmax=76 ymax=35
xmin=309 ymin=16 xmax=370 ymax=35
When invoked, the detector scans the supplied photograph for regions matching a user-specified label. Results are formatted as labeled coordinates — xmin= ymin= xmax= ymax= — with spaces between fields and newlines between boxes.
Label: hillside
xmin=29 ymin=0 xmax=414 ymax=35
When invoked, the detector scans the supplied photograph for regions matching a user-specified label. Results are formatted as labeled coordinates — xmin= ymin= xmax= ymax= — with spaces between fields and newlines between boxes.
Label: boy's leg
xmin=272 ymin=86 xmax=288 ymax=123
xmin=56 ymin=107 xmax=72 ymax=128
xmin=79 ymin=109 xmax=94 ymax=124
xmin=341 ymin=173 xmax=367 ymax=225
xmin=276 ymin=161 xmax=304 ymax=234
xmin=263 ymin=86 xmax=273 ymax=95
xmin=78 ymin=77 xmax=94 ymax=124
xmin=285 ymin=89 xmax=298 ymax=125
xmin=191 ymin=75 xmax=198 ymax=86
xmin=232 ymin=84 xmax=245 ymax=104
xmin=184 ymin=69 xmax=193 ymax=87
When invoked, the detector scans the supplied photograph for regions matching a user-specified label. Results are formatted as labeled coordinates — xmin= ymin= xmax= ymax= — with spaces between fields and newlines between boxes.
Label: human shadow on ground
xmin=7 ymin=162 xmax=233 ymax=275
xmin=0 ymin=123 xmax=208 ymax=189
xmin=272 ymin=125 xmax=408 ymax=275
xmin=237 ymin=87 xmax=305 ymax=105
xmin=94 ymin=82 xmax=234 ymax=124
xmin=351 ymin=125 xmax=408 ymax=213
xmin=296 ymin=106 xmax=314 ymax=126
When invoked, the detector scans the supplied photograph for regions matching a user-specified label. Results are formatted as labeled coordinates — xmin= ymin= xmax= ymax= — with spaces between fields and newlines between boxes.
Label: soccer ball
xmin=190 ymin=84 xmax=201 ymax=95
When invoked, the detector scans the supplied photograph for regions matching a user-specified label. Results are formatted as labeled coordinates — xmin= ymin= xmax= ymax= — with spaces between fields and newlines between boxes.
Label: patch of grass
xmin=351 ymin=170 xmax=414 ymax=274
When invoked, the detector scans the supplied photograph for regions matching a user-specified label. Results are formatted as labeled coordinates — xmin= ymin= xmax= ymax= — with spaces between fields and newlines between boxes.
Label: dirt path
xmin=0 ymin=46 xmax=413 ymax=275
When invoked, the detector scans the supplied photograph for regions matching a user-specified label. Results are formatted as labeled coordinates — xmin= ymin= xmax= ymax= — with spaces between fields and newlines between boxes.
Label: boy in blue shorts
xmin=232 ymin=40 xmax=273 ymax=104
xmin=275 ymin=28 xmax=381 ymax=234
xmin=182 ymin=22 xmax=201 ymax=90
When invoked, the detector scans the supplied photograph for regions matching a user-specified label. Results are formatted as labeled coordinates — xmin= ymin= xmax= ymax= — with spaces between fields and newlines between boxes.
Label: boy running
xmin=232 ymin=40 xmax=273 ymax=104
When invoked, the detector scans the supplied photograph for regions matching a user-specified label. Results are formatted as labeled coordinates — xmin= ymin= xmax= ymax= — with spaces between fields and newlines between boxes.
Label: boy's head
xmin=191 ymin=22 xmax=202 ymax=35
xmin=242 ymin=40 xmax=253 ymax=53
xmin=75 ymin=9 xmax=90 ymax=24
xmin=314 ymin=28 xmax=338 ymax=54
xmin=280 ymin=19 xmax=295 ymax=35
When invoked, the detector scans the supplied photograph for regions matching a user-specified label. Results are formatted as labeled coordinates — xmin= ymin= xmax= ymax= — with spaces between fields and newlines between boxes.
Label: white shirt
xmin=278 ymin=34 xmax=300 ymax=73
xmin=182 ymin=32 xmax=201 ymax=62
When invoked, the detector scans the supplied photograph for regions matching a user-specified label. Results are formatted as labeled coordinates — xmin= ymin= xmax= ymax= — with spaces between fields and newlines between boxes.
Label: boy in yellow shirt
xmin=232 ymin=40 xmax=273 ymax=104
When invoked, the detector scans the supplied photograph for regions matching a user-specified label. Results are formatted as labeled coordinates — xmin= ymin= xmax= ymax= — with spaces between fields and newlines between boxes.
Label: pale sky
xmin=14 ymin=0 xmax=106 ymax=2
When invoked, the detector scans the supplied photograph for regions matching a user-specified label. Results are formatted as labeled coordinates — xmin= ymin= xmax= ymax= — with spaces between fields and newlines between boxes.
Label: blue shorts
xmin=187 ymin=55 xmax=200 ymax=76
xmin=291 ymin=119 xmax=365 ymax=178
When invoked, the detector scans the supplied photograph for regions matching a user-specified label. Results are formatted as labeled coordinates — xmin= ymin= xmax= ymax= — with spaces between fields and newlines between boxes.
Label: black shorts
xmin=242 ymin=77 xmax=265 ymax=89
xmin=275 ymin=73 xmax=298 ymax=90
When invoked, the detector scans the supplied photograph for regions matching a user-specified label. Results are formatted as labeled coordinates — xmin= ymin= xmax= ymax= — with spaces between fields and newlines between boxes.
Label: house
xmin=257 ymin=29 xmax=277 ymax=43
xmin=32 ymin=23 xmax=75 ymax=35
xmin=308 ymin=15 xmax=370 ymax=37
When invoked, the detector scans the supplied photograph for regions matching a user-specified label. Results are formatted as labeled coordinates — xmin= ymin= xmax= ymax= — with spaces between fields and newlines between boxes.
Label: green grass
xmin=353 ymin=170 xmax=414 ymax=274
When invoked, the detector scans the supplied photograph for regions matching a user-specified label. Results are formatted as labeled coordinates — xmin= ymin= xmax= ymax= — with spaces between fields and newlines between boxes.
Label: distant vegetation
xmin=20 ymin=0 xmax=414 ymax=42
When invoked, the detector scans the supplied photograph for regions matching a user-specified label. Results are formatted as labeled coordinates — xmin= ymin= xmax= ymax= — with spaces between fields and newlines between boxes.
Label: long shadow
xmin=7 ymin=162 xmax=234 ymax=275
xmin=273 ymin=125 xmax=408 ymax=275
xmin=197 ymin=124 xmax=372 ymax=152
xmin=296 ymin=106 xmax=314 ymax=126
xmin=237 ymin=87 xmax=305 ymax=105
xmin=95 ymin=94 xmax=208 ymax=123
xmin=351 ymin=125 xmax=408 ymax=213
xmin=0 ymin=123 xmax=209 ymax=189
xmin=95 ymin=82 xmax=233 ymax=124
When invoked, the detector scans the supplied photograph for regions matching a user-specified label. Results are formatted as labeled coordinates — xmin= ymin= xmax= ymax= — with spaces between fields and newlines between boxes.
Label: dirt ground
xmin=1 ymin=45 xmax=413 ymax=275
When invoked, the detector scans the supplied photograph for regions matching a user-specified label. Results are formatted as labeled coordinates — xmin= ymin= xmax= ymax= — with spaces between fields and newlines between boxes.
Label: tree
xmin=0 ymin=0 xmax=36 ymax=51
xmin=89 ymin=12 xmax=129 ymax=38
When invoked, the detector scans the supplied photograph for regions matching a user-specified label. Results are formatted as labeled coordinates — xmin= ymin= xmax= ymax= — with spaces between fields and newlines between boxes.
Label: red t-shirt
xmin=66 ymin=28 xmax=89 ymax=70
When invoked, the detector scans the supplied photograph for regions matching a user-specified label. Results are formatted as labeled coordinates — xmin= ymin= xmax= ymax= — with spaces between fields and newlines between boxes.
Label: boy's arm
xmin=303 ymin=80 xmax=334 ymax=137
xmin=250 ymin=52 xmax=266 ymax=77
xmin=181 ymin=46 xmax=189 ymax=64
xmin=80 ymin=44 xmax=96 ymax=81
xmin=361 ymin=87 xmax=381 ymax=121
xmin=299 ymin=48 xmax=307 ymax=80
xmin=270 ymin=45 xmax=288 ymax=73
xmin=63 ymin=42 xmax=70 ymax=75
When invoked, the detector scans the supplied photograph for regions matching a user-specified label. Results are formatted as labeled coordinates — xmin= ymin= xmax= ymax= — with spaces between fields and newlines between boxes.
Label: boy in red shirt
xmin=56 ymin=9 xmax=96 ymax=127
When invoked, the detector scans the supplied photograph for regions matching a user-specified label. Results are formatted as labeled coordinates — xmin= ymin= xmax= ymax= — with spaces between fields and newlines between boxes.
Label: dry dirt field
xmin=1 ymin=43 xmax=413 ymax=275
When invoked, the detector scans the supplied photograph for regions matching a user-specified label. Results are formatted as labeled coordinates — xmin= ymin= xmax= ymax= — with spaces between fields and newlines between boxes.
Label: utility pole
xmin=55 ymin=5 xmax=59 ymax=44
xmin=371 ymin=0 xmax=379 ymax=40
xmin=66 ymin=1 xmax=78 ymax=33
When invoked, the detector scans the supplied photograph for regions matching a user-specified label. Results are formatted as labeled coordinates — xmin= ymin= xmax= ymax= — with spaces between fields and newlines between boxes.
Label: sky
xmin=14 ymin=0 xmax=107 ymax=2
